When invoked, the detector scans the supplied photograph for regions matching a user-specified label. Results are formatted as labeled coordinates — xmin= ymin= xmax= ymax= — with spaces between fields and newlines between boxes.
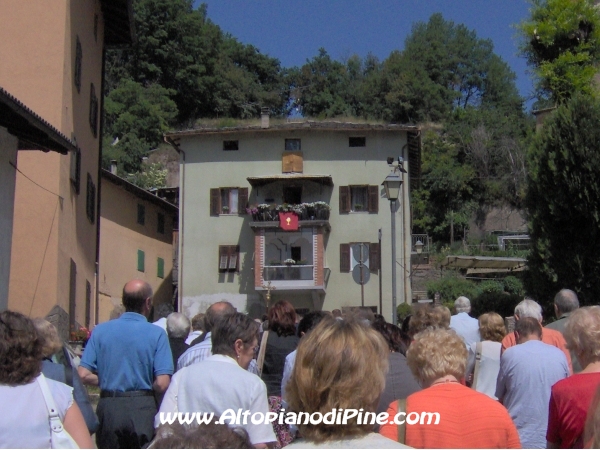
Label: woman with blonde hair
xmin=286 ymin=319 xmax=406 ymax=448
xmin=380 ymin=328 xmax=520 ymax=448
xmin=547 ymin=306 xmax=600 ymax=448
xmin=466 ymin=312 xmax=506 ymax=399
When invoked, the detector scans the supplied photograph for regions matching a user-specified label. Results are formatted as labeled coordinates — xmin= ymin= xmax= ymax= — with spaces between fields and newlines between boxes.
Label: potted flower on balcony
xmin=314 ymin=201 xmax=331 ymax=220
xmin=284 ymin=258 xmax=295 ymax=266
xmin=246 ymin=205 xmax=259 ymax=220
xmin=353 ymin=204 xmax=363 ymax=211
xmin=222 ymin=206 xmax=230 ymax=213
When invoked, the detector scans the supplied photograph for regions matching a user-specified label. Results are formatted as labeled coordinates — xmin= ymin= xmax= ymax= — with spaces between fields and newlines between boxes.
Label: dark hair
xmin=204 ymin=302 xmax=236 ymax=333
xmin=122 ymin=281 xmax=153 ymax=313
xmin=0 ymin=311 xmax=42 ymax=385
xmin=152 ymin=422 xmax=253 ymax=449
xmin=212 ymin=313 xmax=259 ymax=357
xmin=156 ymin=302 xmax=174 ymax=319
xmin=191 ymin=313 xmax=205 ymax=332
xmin=298 ymin=311 xmax=331 ymax=337
xmin=268 ymin=301 xmax=297 ymax=337
xmin=372 ymin=321 xmax=408 ymax=354
xmin=515 ymin=316 xmax=542 ymax=338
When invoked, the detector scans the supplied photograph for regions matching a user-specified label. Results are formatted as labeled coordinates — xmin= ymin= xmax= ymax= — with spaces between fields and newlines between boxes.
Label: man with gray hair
xmin=449 ymin=296 xmax=480 ymax=348
xmin=166 ymin=313 xmax=191 ymax=371
xmin=546 ymin=289 xmax=581 ymax=372
xmin=501 ymin=298 xmax=572 ymax=373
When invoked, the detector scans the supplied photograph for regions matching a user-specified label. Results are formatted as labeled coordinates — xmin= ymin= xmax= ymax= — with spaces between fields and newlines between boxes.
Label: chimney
xmin=110 ymin=160 xmax=117 ymax=175
xmin=261 ymin=107 xmax=270 ymax=129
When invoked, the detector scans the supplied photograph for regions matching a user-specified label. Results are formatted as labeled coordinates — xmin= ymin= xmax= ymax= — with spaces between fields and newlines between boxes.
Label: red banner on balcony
xmin=279 ymin=212 xmax=299 ymax=230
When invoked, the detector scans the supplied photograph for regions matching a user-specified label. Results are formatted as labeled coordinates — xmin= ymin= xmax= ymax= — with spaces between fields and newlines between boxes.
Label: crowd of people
xmin=1 ymin=280 xmax=600 ymax=449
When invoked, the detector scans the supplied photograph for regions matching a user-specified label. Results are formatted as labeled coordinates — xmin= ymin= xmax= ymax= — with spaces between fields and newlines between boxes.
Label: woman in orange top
xmin=380 ymin=328 xmax=521 ymax=449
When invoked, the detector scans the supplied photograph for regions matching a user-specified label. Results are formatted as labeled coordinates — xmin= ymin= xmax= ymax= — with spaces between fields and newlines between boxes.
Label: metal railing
xmin=263 ymin=265 xmax=314 ymax=281
xmin=411 ymin=234 xmax=430 ymax=253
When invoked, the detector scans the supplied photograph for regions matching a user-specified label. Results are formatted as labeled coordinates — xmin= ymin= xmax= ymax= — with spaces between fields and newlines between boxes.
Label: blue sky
xmin=197 ymin=0 xmax=535 ymax=107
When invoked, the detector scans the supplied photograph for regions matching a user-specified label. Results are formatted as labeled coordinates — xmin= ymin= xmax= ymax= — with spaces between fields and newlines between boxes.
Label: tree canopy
xmin=524 ymin=94 xmax=600 ymax=306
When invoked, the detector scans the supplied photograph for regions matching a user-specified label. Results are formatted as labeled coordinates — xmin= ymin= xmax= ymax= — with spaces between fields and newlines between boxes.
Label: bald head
xmin=204 ymin=301 xmax=236 ymax=333
xmin=122 ymin=279 xmax=153 ymax=314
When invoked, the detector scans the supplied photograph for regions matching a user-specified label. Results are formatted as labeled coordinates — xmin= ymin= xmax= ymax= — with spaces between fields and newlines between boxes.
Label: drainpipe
xmin=165 ymin=136 xmax=184 ymax=312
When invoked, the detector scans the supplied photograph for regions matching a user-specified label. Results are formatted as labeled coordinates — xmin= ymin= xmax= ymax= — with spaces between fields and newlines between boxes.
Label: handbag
xmin=472 ymin=341 xmax=483 ymax=390
xmin=256 ymin=330 xmax=269 ymax=376
xmin=37 ymin=374 xmax=79 ymax=449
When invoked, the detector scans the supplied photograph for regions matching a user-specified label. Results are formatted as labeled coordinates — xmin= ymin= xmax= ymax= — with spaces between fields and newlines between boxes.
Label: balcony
xmin=247 ymin=202 xmax=330 ymax=222
xmin=263 ymin=264 xmax=315 ymax=288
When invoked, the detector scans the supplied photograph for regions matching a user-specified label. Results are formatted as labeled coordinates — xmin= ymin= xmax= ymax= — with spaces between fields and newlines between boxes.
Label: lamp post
xmin=415 ymin=239 xmax=423 ymax=265
xmin=382 ymin=170 xmax=403 ymax=325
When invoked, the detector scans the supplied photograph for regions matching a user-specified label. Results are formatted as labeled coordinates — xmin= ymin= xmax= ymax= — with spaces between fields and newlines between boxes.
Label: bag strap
xmin=256 ymin=330 xmax=269 ymax=377
xmin=396 ymin=398 xmax=407 ymax=445
xmin=37 ymin=374 xmax=66 ymax=433
xmin=472 ymin=341 xmax=483 ymax=391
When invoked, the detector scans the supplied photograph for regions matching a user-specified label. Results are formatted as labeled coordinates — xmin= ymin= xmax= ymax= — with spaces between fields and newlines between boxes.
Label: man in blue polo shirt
xmin=79 ymin=279 xmax=173 ymax=448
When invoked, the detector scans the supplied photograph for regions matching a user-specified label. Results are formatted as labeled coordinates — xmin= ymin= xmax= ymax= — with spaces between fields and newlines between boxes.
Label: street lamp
xmin=382 ymin=168 xmax=404 ymax=325
xmin=415 ymin=240 xmax=424 ymax=254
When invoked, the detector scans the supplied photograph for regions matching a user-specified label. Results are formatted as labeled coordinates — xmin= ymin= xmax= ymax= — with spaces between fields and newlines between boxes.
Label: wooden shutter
xmin=137 ymin=249 xmax=145 ymax=272
xmin=157 ymin=257 xmax=165 ymax=278
xmin=85 ymin=280 xmax=91 ymax=329
xmin=369 ymin=242 xmax=380 ymax=272
xmin=282 ymin=152 xmax=303 ymax=173
xmin=368 ymin=185 xmax=379 ymax=213
xmin=210 ymin=188 xmax=220 ymax=216
xmin=339 ymin=186 xmax=350 ymax=214
xmin=69 ymin=259 xmax=77 ymax=330
xmin=238 ymin=188 xmax=248 ymax=214
xmin=340 ymin=244 xmax=350 ymax=273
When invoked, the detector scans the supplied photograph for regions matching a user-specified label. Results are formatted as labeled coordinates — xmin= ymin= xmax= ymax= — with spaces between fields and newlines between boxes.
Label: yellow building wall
xmin=0 ymin=0 xmax=104 ymax=329
xmin=99 ymin=179 xmax=175 ymax=324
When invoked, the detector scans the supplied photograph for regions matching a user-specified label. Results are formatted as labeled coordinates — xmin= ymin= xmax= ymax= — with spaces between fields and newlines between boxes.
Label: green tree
xmin=525 ymin=94 xmax=600 ymax=307
xmin=519 ymin=0 xmax=600 ymax=104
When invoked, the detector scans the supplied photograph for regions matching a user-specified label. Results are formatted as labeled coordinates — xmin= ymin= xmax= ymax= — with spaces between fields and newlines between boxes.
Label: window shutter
xmin=137 ymin=250 xmax=145 ymax=272
xmin=340 ymin=243 xmax=350 ymax=273
xmin=368 ymin=185 xmax=379 ymax=213
xmin=339 ymin=186 xmax=350 ymax=214
xmin=282 ymin=152 xmax=303 ymax=173
xmin=369 ymin=242 xmax=380 ymax=272
xmin=219 ymin=246 xmax=229 ymax=271
xmin=157 ymin=257 xmax=165 ymax=278
xmin=210 ymin=189 xmax=220 ymax=216
xmin=238 ymin=188 xmax=249 ymax=214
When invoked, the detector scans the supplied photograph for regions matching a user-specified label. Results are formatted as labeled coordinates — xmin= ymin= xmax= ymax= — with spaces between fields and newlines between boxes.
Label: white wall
xmin=0 ymin=127 xmax=18 ymax=311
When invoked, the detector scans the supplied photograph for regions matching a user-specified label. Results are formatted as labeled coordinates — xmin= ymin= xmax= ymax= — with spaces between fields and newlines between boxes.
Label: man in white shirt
xmin=152 ymin=302 xmax=174 ymax=332
xmin=449 ymin=296 xmax=480 ymax=348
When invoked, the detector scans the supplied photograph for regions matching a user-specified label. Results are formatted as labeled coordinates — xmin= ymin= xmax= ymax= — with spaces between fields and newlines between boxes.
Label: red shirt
xmin=547 ymin=372 xmax=600 ymax=448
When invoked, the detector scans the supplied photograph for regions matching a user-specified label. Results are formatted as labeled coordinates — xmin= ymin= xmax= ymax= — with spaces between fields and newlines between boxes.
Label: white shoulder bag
xmin=37 ymin=374 xmax=79 ymax=449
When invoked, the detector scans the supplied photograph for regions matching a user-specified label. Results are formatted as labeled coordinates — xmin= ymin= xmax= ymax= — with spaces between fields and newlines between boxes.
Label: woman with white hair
xmin=546 ymin=306 xmax=600 ymax=448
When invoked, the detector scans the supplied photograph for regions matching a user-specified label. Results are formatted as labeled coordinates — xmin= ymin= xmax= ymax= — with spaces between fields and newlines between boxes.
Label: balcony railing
xmin=247 ymin=202 xmax=331 ymax=222
xmin=263 ymin=265 xmax=314 ymax=281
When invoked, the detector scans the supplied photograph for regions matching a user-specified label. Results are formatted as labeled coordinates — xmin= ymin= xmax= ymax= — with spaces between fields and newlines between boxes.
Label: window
xmin=340 ymin=242 xmax=380 ymax=273
xmin=74 ymin=36 xmax=82 ymax=93
xmin=219 ymin=245 xmax=239 ymax=272
xmin=157 ymin=213 xmax=165 ymax=234
xmin=157 ymin=257 xmax=165 ymax=278
xmin=86 ymin=173 xmax=96 ymax=223
xmin=137 ymin=250 xmax=145 ymax=272
xmin=339 ymin=186 xmax=379 ymax=214
xmin=349 ymin=137 xmax=366 ymax=147
xmin=137 ymin=204 xmax=146 ymax=225
xmin=70 ymin=148 xmax=81 ymax=194
xmin=283 ymin=186 xmax=302 ymax=204
xmin=85 ymin=280 xmax=91 ymax=329
xmin=285 ymin=139 xmax=301 ymax=151
xmin=223 ymin=140 xmax=239 ymax=151
xmin=210 ymin=187 xmax=248 ymax=216
xmin=69 ymin=259 xmax=77 ymax=330
xmin=89 ymin=83 xmax=98 ymax=138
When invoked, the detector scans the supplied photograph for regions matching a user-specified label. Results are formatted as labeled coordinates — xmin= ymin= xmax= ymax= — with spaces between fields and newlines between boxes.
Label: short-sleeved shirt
xmin=80 ymin=312 xmax=173 ymax=391
xmin=547 ymin=372 xmax=600 ymax=448
xmin=496 ymin=340 xmax=570 ymax=448
xmin=449 ymin=312 xmax=481 ymax=348
xmin=0 ymin=375 xmax=74 ymax=448
xmin=156 ymin=354 xmax=276 ymax=445
xmin=501 ymin=327 xmax=573 ymax=373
